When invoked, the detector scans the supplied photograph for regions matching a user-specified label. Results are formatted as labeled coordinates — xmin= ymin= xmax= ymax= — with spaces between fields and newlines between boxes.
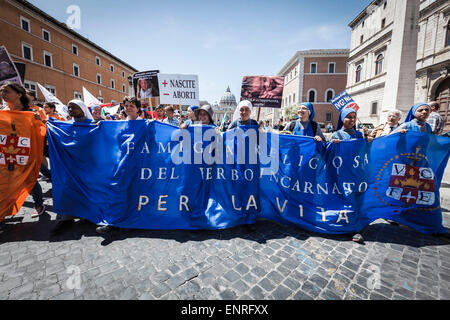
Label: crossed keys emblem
xmin=0 ymin=122 xmax=31 ymax=171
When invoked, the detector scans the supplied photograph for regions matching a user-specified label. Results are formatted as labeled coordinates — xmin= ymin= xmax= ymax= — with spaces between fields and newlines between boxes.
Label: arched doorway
xmin=434 ymin=77 xmax=450 ymax=132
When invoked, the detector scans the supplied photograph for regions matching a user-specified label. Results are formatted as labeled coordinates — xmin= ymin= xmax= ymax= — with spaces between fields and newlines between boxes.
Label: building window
xmin=45 ymin=85 xmax=56 ymax=96
xmin=24 ymin=81 xmax=37 ymax=98
xmin=371 ymin=102 xmax=378 ymax=115
xmin=384 ymin=1 xmax=387 ymax=9
xmin=381 ymin=18 xmax=386 ymax=29
xmin=111 ymin=79 xmax=115 ymax=89
xmin=72 ymin=44 xmax=78 ymax=55
xmin=446 ymin=20 xmax=450 ymax=47
xmin=110 ymin=64 xmax=114 ymax=72
xmin=375 ymin=54 xmax=384 ymax=75
xmin=96 ymin=73 xmax=102 ymax=85
xmin=362 ymin=21 xmax=365 ymax=28
xmin=122 ymin=71 xmax=125 ymax=78
xmin=42 ymin=29 xmax=51 ymax=42
xmin=307 ymin=89 xmax=316 ymax=102
xmin=325 ymin=112 xmax=332 ymax=122
xmin=360 ymin=35 xmax=364 ymax=44
xmin=74 ymin=91 xmax=82 ymax=100
xmin=20 ymin=16 xmax=30 ymax=32
xmin=355 ymin=65 xmax=362 ymax=83
xmin=96 ymin=56 xmax=101 ymax=66
xmin=73 ymin=63 xmax=80 ymax=77
xmin=21 ymin=42 xmax=33 ymax=61
xmin=293 ymin=93 xmax=296 ymax=103
xmin=310 ymin=63 xmax=317 ymax=74
xmin=288 ymin=95 xmax=291 ymax=105
xmin=43 ymin=51 xmax=53 ymax=67
xmin=325 ymin=89 xmax=335 ymax=102
xmin=328 ymin=62 xmax=335 ymax=74
xmin=122 ymin=84 xmax=126 ymax=93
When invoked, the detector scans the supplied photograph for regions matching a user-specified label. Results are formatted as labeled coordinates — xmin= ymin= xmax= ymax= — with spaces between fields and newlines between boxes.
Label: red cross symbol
xmin=162 ymin=80 xmax=168 ymax=87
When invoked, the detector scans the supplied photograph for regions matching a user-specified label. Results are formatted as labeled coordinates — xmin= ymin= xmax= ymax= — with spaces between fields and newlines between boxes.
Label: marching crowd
xmin=0 ymin=81 xmax=448 ymax=242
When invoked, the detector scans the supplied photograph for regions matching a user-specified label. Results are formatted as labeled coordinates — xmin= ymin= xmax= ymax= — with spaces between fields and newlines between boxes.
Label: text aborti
xmin=158 ymin=73 xmax=199 ymax=106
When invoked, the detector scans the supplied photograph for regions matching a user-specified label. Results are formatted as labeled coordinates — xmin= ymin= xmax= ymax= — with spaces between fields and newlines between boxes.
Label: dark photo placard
xmin=0 ymin=46 xmax=22 ymax=86
xmin=132 ymin=70 xmax=160 ymax=99
xmin=240 ymin=75 xmax=284 ymax=108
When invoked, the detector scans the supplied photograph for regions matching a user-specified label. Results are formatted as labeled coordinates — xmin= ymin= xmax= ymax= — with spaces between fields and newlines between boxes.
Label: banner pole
xmin=149 ymin=98 xmax=154 ymax=120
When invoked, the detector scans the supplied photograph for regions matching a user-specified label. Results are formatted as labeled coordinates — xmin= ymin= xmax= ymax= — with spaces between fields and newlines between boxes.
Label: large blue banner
xmin=47 ymin=119 xmax=450 ymax=235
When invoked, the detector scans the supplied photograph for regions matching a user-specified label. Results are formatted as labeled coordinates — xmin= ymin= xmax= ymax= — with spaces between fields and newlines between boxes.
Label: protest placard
xmin=240 ymin=76 xmax=284 ymax=108
xmin=157 ymin=74 xmax=199 ymax=106
xmin=0 ymin=46 xmax=22 ymax=86
xmin=37 ymin=83 xmax=68 ymax=118
xmin=132 ymin=70 xmax=160 ymax=99
xmin=330 ymin=90 xmax=360 ymax=112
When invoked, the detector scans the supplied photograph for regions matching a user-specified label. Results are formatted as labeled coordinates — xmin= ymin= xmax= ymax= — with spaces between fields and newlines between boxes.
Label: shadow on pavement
xmin=1 ymin=203 xmax=449 ymax=249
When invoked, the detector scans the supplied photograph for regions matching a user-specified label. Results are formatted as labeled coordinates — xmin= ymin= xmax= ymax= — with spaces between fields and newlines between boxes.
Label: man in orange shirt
xmin=26 ymin=90 xmax=48 ymax=122
xmin=43 ymin=102 xmax=65 ymax=121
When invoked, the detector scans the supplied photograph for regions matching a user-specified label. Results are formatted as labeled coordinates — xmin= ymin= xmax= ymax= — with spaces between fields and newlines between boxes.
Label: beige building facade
xmin=270 ymin=49 xmax=349 ymax=126
xmin=347 ymin=0 xmax=450 ymax=130
xmin=415 ymin=0 xmax=450 ymax=131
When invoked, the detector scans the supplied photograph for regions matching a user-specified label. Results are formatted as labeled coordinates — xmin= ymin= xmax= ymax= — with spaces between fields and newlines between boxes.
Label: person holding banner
xmin=330 ymin=108 xmax=373 ymax=143
xmin=369 ymin=110 xmax=402 ymax=139
xmin=283 ymin=103 xmax=325 ymax=141
xmin=194 ymin=105 xmax=216 ymax=126
xmin=330 ymin=107 xmax=374 ymax=243
xmin=0 ymin=82 xmax=46 ymax=219
xmin=227 ymin=100 xmax=259 ymax=131
xmin=394 ymin=103 xmax=432 ymax=134
xmin=123 ymin=96 xmax=143 ymax=121
xmin=51 ymin=99 xmax=95 ymax=234
xmin=179 ymin=105 xmax=198 ymax=129
xmin=89 ymin=105 xmax=105 ymax=122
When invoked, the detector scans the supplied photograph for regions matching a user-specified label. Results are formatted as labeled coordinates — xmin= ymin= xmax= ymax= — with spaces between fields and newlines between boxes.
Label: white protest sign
xmin=157 ymin=74 xmax=199 ymax=105
xmin=82 ymin=87 xmax=101 ymax=107
xmin=37 ymin=83 xmax=69 ymax=119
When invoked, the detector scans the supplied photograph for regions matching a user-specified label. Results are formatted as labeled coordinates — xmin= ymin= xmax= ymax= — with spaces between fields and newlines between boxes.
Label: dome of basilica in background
xmin=219 ymin=86 xmax=237 ymax=108
xmin=213 ymin=86 xmax=237 ymax=123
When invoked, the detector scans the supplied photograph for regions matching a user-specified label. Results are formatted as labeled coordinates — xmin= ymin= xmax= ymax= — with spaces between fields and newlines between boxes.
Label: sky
xmin=30 ymin=0 xmax=372 ymax=104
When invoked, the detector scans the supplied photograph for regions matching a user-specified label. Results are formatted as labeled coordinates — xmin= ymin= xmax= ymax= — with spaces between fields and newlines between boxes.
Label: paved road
xmin=1 ymin=178 xmax=450 ymax=300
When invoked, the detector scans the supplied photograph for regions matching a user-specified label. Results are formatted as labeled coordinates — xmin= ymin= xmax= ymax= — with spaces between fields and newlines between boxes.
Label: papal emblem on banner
xmin=0 ymin=124 xmax=31 ymax=171
xmin=376 ymin=146 xmax=437 ymax=208
xmin=386 ymin=163 xmax=435 ymax=205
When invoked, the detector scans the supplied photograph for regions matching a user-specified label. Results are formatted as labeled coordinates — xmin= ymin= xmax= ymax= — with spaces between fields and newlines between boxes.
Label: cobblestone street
xmin=1 ymin=178 xmax=450 ymax=300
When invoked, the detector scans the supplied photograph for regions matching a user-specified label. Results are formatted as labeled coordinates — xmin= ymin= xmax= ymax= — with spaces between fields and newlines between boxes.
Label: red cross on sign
xmin=162 ymin=80 xmax=168 ymax=87
xmin=0 ymin=134 xmax=31 ymax=167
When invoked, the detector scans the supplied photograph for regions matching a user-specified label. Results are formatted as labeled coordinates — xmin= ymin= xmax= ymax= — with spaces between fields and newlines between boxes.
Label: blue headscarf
xmin=336 ymin=107 xmax=357 ymax=131
xmin=293 ymin=103 xmax=316 ymax=136
xmin=189 ymin=105 xmax=199 ymax=112
xmin=404 ymin=103 xmax=430 ymax=123
xmin=300 ymin=102 xmax=315 ymax=121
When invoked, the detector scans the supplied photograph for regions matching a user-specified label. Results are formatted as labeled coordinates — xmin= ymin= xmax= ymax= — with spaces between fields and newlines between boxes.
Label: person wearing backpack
xmin=283 ymin=102 xmax=325 ymax=141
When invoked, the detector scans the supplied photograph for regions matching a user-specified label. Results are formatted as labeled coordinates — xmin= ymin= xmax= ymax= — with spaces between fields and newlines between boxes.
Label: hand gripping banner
xmin=46 ymin=119 xmax=450 ymax=234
